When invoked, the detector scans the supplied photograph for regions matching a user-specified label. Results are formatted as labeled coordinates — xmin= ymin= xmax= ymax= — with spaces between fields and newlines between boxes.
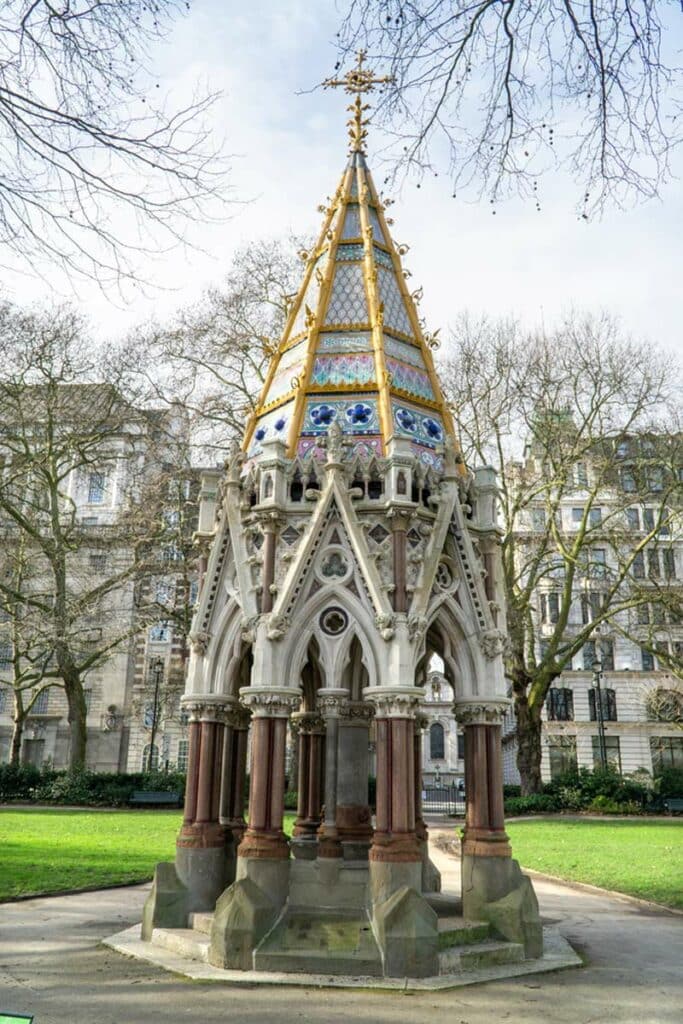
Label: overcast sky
xmin=2 ymin=0 xmax=681 ymax=357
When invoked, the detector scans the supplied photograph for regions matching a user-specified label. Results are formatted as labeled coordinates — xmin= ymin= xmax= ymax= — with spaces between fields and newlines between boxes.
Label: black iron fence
xmin=422 ymin=783 xmax=465 ymax=816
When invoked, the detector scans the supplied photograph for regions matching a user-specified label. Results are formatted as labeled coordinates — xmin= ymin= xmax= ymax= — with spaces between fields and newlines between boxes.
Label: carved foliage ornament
xmin=478 ymin=629 xmax=506 ymax=660
xmin=240 ymin=688 xmax=301 ymax=717
xmin=452 ymin=700 xmax=509 ymax=726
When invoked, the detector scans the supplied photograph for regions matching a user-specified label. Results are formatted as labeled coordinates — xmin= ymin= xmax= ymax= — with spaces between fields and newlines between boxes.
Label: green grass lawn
xmin=0 ymin=808 xmax=296 ymax=901
xmin=1 ymin=809 xmax=680 ymax=909
xmin=506 ymin=819 xmax=683 ymax=909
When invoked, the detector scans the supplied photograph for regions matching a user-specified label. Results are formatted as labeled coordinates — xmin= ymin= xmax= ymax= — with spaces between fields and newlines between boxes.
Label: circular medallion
xmin=320 ymin=607 xmax=348 ymax=637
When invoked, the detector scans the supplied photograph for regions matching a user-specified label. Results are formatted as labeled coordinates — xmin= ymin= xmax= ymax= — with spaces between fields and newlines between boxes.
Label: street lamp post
xmin=147 ymin=658 xmax=164 ymax=772
xmin=591 ymin=636 xmax=608 ymax=771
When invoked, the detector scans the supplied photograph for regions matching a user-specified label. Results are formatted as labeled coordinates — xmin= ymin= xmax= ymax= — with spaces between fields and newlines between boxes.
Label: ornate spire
xmin=242 ymin=58 xmax=460 ymax=475
xmin=323 ymin=50 xmax=393 ymax=155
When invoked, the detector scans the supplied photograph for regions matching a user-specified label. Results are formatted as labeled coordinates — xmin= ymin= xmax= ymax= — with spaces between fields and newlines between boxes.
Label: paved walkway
xmin=0 ymin=843 xmax=681 ymax=1024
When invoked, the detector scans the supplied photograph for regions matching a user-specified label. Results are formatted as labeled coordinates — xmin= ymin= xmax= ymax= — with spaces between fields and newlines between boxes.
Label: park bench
xmin=663 ymin=797 xmax=683 ymax=814
xmin=129 ymin=790 xmax=182 ymax=808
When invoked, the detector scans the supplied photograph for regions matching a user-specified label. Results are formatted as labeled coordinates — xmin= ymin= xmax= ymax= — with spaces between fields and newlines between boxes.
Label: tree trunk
xmin=10 ymin=712 xmax=25 ymax=765
xmin=515 ymin=697 xmax=543 ymax=795
xmin=64 ymin=674 xmax=88 ymax=769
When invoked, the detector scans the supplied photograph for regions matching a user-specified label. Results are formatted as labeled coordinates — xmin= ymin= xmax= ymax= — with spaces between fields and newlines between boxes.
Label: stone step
xmin=424 ymin=892 xmax=463 ymax=918
xmin=437 ymin=917 xmax=491 ymax=949
xmin=439 ymin=940 xmax=525 ymax=975
xmin=254 ymin=911 xmax=383 ymax=978
xmin=188 ymin=912 xmax=214 ymax=936
xmin=152 ymin=927 xmax=210 ymax=963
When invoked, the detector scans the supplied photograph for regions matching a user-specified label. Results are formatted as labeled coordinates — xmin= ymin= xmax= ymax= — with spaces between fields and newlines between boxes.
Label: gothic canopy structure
xmin=141 ymin=54 xmax=542 ymax=982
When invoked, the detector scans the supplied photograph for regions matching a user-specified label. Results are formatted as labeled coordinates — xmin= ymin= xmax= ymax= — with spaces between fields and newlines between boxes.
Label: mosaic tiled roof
xmin=243 ymin=149 xmax=456 ymax=471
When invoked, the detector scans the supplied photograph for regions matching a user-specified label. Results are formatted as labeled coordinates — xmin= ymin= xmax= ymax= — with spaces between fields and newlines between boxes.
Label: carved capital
xmin=239 ymin=687 xmax=301 ymax=717
xmin=452 ymin=699 xmax=509 ymax=726
xmin=290 ymin=711 xmax=325 ymax=734
xmin=317 ymin=687 xmax=349 ymax=719
xmin=407 ymin=614 xmax=428 ymax=644
xmin=180 ymin=695 xmax=237 ymax=723
xmin=363 ymin=686 xmax=425 ymax=719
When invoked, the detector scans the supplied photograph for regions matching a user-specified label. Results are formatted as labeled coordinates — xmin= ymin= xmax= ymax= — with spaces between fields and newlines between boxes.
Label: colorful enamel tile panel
xmin=311 ymin=353 xmax=376 ymax=388
xmin=342 ymin=204 xmax=362 ymax=239
xmin=378 ymin=267 xmax=413 ymax=337
xmin=265 ymin=339 xmax=308 ymax=404
xmin=391 ymin=400 xmax=445 ymax=448
xmin=386 ymin=357 xmax=435 ymax=400
xmin=325 ymin=263 xmax=369 ymax=324
xmin=317 ymin=332 xmax=373 ymax=353
xmin=337 ymin=243 xmax=365 ymax=262
xmin=302 ymin=396 xmax=380 ymax=436
xmin=384 ymin=335 xmax=426 ymax=367
xmin=373 ymin=246 xmax=393 ymax=270
xmin=297 ymin=435 xmax=383 ymax=461
xmin=248 ymin=400 xmax=295 ymax=455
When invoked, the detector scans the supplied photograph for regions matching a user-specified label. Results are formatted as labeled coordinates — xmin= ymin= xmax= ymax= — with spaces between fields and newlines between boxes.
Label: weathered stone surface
xmin=461 ymin=855 xmax=543 ymax=959
xmin=422 ymin=854 xmax=442 ymax=894
xmin=208 ymin=878 xmax=278 ymax=970
xmin=369 ymin=858 xmax=422 ymax=906
xmin=373 ymin=885 xmax=439 ymax=978
xmin=176 ymin=844 xmax=231 ymax=913
xmin=141 ymin=862 xmax=188 ymax=941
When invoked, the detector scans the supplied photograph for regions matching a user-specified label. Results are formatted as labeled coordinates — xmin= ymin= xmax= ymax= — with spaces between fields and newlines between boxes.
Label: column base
xmin=235 ymin=850 xmax=291 ymax=910
xmin=175 ymin=840 xmax=231 ymax=913
xmin=369 ymin=832 xmax=422 ymax=863
xmin=238 ymin=828 xmax=289 ymax=860
xmin=461 ymin=853 xmax=543 ymax=958
xmin=369 ymin=854 xmax=422 ymax=906
xmin=461 ymin=826 xmax=512 ymax=858
xmin=317 ymin=832 xmax=344 ymax=859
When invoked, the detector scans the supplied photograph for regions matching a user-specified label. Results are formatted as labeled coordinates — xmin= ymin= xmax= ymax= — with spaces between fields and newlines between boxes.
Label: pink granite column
xmin=177 ymin=698 xmax=230 ymax=853
xmin=367 ymin=689 xmax=422 ymax=864
xmin=455 ymin=701 xmax=511 ymax=858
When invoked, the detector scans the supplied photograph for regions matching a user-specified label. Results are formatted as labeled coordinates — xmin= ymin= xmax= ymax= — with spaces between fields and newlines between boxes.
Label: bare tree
xmin=0 ymin=301 xmax=194 ymax=767
xmin=338 ymin=2 xmax=682 ymax=213
xmin=0 ymin=1 xmax=223 ymax=286
xmin=141 ymin=236 xmax=304 ymax=458
xmin=441 ymin=312 xmax=681 ymax=792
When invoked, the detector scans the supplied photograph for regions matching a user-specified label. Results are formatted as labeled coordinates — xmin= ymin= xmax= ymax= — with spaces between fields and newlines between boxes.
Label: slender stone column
xmin=175 ymin=696 xmax=234 ymax=912
xmin=413 ymin=712 xmax=428 ymax=845
xmin=219 ymin=705 xmax=251 ymax=843
xmin=291 ymin=712 xmax=325 ymax=858
xmin=388 ymin=510 xmax=410 ymax=613
xmin=363 ymin=687 xmax=424 ymax=905
xmin=336 ymin=701 xmax=374 ymax=860
xmin=316 ymin=688 xmax=348 ymax=859
xmin=453 ymin=700 xmax=511 ymax=858
xmin=237 ymin=688 xmax=300 ymax=861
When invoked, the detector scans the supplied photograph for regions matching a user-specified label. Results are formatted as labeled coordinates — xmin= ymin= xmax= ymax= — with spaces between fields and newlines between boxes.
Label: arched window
xmin=429 ymin=722 xmax=445 ymax=760
xmin=142 ymin=744 xmax=159 ymax=771
xmin=589 ymin=688 xmax=617 ymax=722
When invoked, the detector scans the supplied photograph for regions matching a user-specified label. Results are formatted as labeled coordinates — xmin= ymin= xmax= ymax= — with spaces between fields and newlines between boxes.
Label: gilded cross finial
xmin=323 ymin=50 xmax=393 ymax=154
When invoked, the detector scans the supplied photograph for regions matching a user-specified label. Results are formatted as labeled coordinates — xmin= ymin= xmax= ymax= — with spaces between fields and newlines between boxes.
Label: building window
xmin=149 ymin=621 xmax=171 ymax=643
xmin=647 ymin=467 xmax=664 ymax=492
xmin=0 ymin=686 xmax=8 ymax=713
xmin=177 ymin=739 xmax=189 ymax=771
xmin=84 ymin=689 xmax=93 ymax=714
xmin=89 ymin=553 xmax=107 ymax=572
xmin=457 ymin=733 xmax=465 ymax=760
xmin=581 ymin=591 xmax=603 ymax=624
xmin=155 ymin=581 xmax=174 ymax=606
xmin=620 ymin=468 xmax=636 ymax=493
xmin=647 ymin=550 xmax=660 ymax=578
xmin=188 ymin=580 xmax=199 ymax=606
xmin=632 ymin=551 xmax=645 ymax=579
xmin=531 ymin=508 xmax=546 ymax=530
xmin=541 ymin=592 xmax=560 ymax=624
xmin=575 ymin=462 xmax=588 ymax=487
xmin=571 ymin=507 xmax=584 ymax=524
xmin=548 ymin=738 xmax=577 ymax=779
xmin=663 ymin=549 xmax=676 ymax=579
xmin=142 ymin=744 xmax=159 ymax=771
xmin=588 ymin=687 xmax=617 ymax=721
xmin=643 ymin=508 xmax=655 ymax=532
xmin=0 ymin=642 xmax=12 ymax=669
xmin=162 ymin=543 xmax=181 ymax=563
xmin=592 ymin=548 xmax=607 ymax=578
xmin=625 ymin=508 xmax=640 ymax=530
xmin=32 ymin=688 xmax=50 ymax=714
xmin=589 ymin=507 xmax=602 ymax=527
xmin=429 ymin=722 xmax=445 ymax=760
xmin=650 ymin=737 xmax=683 ymax=772
xmin=583 ymin=640 xmax=614 ymax=671
xmin=87 ymin=471 xmax=106 ymax=504
xmin=592 ymin=735 xmax=621 ymax=772
xmin=546 ymin=688 xmax=574 ymax=721
xmin=641 ymin=647 xmax=655 ymax=671
xmin=637 ymin=604 xmax=650 ymax=625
